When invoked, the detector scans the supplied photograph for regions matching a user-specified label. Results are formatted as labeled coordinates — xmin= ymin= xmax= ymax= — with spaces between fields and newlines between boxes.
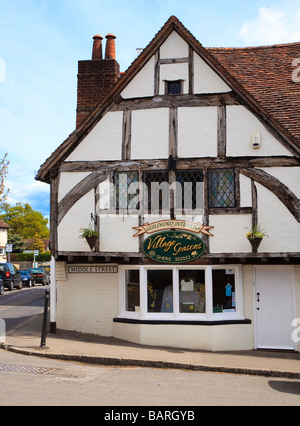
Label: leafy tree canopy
xmin=0 ymin=202 xmax=49 ymax=239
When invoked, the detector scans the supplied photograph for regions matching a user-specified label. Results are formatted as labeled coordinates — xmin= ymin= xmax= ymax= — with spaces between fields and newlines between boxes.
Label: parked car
xmin=0 ymin=278 xmax=4 ymax=295
xmin=27 ymin=267 xmax=49 ymax=286
xmin=19 ymin=269 xmax=35 ymax=287
xmin=0 ymin=263 xmax=22 ymax=291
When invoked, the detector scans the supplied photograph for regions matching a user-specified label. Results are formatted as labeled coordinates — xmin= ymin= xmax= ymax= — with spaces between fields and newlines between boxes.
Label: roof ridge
xmin=207 ymin=41 xmax=300 ymax=51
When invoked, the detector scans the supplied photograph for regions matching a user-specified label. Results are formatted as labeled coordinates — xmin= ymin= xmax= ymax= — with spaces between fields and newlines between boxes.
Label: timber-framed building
xmin=37 ymin=16 xmax=300 ymax=352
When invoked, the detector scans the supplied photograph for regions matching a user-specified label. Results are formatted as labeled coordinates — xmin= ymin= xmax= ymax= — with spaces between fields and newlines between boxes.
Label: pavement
xmin=0 ymin=312 xmax=299 ymax=379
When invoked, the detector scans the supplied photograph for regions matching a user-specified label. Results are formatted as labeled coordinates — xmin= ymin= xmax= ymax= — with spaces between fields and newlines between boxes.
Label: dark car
xmin=0 ymin=278 xmax=4 ymax=296
xmin=19 ymin=269 xmax=35 ymax=287
xmin=0 ymin=263 xmax=22 ymax=291
xmin=27 ymin=267 xmax=48 ymax=286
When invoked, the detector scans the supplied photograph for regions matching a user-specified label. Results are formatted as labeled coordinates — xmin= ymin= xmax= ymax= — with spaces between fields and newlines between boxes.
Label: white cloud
xmin=240 ymin=7 xmax=300 ymax=45
xmin=6 ymin=178 xmax=50 ymax=217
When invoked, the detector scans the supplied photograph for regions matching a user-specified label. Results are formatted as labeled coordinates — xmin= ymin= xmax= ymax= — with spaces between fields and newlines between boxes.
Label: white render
xmin=131 ymin=108 xmax=169 ymax=159
xmin=178 ymin=106 xmax=218 ymax=158
xmin=58 ymin=190 xmax=95 ymax=252
xmin=193 ymin=52 xmax=231 ymax=94
xmin=66 ymin=111 xmax=123 ymax=161
xmin=121 ymin=56 xmax=155 ymax=99
xmin=227 ymin=105 xmax=293 ymax=157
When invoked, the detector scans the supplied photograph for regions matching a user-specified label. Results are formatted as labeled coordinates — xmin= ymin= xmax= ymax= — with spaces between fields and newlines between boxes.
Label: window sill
xmin=113 ymin=317 xmax=251 ymax=326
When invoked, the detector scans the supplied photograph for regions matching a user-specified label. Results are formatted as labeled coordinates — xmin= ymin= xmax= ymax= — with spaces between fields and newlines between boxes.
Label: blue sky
xmin=1 ymin=0 xmax=300 ymax=220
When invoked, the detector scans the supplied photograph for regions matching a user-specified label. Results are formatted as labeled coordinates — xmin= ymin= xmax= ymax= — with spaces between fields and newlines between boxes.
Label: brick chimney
xmin=76 ymin=34 xmax=120 ymax=127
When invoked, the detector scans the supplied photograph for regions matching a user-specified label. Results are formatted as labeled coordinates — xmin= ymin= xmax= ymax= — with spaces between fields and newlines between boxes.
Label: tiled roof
xmin=36 ymin=16 xmax=300 ymax=183
xmin=0 ymin=220 xmax=9 ymax=229
xmin=208 ymin=43 xmax=300 ymax=146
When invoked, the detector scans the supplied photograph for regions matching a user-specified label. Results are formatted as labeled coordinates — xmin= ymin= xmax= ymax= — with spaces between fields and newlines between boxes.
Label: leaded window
xmin=176 ymin=170 xmax=203 ymax=211
xmin=114 ymin=171 xmax=139 ymax=210
xmin=143 ymin=170 xmax=169 ymax=213
xmin=167 ymin=80 xmax=182 ymax=95
xmin=208 ymin=168 xmax=236 ymax=208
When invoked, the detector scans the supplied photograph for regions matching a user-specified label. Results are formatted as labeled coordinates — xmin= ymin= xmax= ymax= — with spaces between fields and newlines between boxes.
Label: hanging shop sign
xmin=143 ymin=231 xmax=205 ymax=264
xmin=133 ymin=220 xmax=214 ymax=237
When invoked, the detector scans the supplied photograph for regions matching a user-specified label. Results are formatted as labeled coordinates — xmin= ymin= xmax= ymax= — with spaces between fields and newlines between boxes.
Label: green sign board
xmin=142 ymin=230 xmax=205 ymax=264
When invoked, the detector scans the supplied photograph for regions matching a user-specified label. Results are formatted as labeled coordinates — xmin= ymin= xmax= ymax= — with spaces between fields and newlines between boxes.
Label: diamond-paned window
xmin=208 ymin=169 xmax=236 ymax=208
xmin=176 ymin=170 xmax=203 ymax=210
xmin=114 ymin=171 xmax=139 ymax=210
xmin=143 ymin=170 xmax=169 ymax=213
xmin=167 ymin=80 xmax=182 ymax=95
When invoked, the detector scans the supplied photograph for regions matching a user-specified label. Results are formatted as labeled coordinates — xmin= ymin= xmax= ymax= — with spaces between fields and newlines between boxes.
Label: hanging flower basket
xmin=85 ymin=235 xmax=98 ymax=251
xmin=79 ymin=227 xmax=99 ymax=251
xmin=246 ymin=225 xmax=268 ymax=253
xmin=248 ymin=237 xmax=263 ymax=253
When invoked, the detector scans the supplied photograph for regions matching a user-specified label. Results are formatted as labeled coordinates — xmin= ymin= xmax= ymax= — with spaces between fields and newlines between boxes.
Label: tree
xmin=7 ymin=233 xmax=25 ymax=253
xmin=0 ymin=202 xmax=49 ymax=239
xmin=31 ymin=233 xmax=45 ymax=253
xmin=0 ymin=153 xmax=9 ymax=203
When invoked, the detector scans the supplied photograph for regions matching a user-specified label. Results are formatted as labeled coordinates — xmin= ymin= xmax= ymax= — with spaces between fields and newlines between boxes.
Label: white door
xmin=255 ymin=267 xmax=295 ymax=350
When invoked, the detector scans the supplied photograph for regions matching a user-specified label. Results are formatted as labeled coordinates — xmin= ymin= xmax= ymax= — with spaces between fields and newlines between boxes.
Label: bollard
xmin=40 ymin=289 xmax=50 ymax=348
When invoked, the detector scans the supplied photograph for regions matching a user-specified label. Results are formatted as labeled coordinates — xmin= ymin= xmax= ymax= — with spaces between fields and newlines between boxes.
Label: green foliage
xmin=79 ymin=226 xmax=98 ymax=238
xmin=15 ymin=251 xmax=51 ymax=262
xmin=0 ymin=202 xmax=49 ymax=239
xmin=246 ymin=224 xmax=268 ymax=240
xmin=7 ymin=233 xmax=25 ymax=253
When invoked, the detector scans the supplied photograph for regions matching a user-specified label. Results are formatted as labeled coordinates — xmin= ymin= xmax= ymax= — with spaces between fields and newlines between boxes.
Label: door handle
xmin=257 ymin=292 xmax=260 ymax=302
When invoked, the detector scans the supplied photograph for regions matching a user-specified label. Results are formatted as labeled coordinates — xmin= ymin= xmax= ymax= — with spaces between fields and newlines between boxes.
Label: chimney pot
xmin=92 ymin=34 xmax=103 ymax=60
xmin=105 ymin=34 xmax=116 ymax=59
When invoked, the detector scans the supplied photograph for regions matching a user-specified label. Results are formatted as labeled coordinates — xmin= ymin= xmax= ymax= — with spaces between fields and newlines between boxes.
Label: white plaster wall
xmin=240 ymin=174 xmax=252 ymax=207
xmin=56 ymin=271 xmax=118 ymax=336
xmin=0 ymin=228 xmax=7 ymax=248
xmin=58 ymin=190 xmax=95 ymax=252
xmin=58 ymin=172 xmax=91 ymax=202
xmin=256 ymin=183 xmax=300 ymax=253
xmin=209 ymin=214 xmax=252 ymax=254
xmin=66 ymin=111 xmax=123 ymax=161
xmin=178 ymin=106 xmax=218 ymax=157
xmin=160 ymin=30 xmax=188 ymax=59
xmin=112 ymin=322 xmax=253 ymax=351
xmin=194 ymin=53 xmax=231 ymax=94
xmin=227 ymin=106 xmax=293 ymax=157
xmin=100 ymin=215 xmax=139 ymax=252
xmin=261 ymin=167 xmax=300 ymax=197
xmin=121 ymin=56 xmax=155 ymax=99
xmin=131 ymin=108 xmax=169 ymax=159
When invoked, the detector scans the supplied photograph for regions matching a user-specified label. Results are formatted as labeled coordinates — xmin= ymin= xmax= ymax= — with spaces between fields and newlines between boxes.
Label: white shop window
xmin=119 ymin=265 xmax=243 ymax=321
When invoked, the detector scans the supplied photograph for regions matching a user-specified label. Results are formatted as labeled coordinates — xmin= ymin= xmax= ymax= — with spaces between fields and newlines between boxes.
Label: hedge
xmin=13 ymin=251 xmax=51 ymax=262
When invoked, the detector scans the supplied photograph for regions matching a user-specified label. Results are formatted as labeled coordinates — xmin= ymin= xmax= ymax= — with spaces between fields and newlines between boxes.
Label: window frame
xmin=113 ymin=170 xmax=139 ymax=211
xmin=165 ymin=80 xmax=183 ymax=95
xmin=119 ymin=265 xmax=244 ymax=322
xmin=207 ymin=168 xmax=237 ymax=209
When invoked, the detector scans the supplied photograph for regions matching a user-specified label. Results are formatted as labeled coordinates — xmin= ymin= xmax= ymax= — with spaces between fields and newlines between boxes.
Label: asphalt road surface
xmin=0 ymin=350 xmax=299 ymax=406
xmin=0 ymin=286 xmax=299 ymax=407
xmin=0 ymin=286 xmax=45 ymax=331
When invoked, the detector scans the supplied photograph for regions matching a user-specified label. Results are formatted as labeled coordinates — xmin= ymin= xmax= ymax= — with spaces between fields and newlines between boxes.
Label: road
xmin=0 ymin=286 xmax=46 ymax=332
xmin=0 ymin=286 xmax=299 ymax=407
